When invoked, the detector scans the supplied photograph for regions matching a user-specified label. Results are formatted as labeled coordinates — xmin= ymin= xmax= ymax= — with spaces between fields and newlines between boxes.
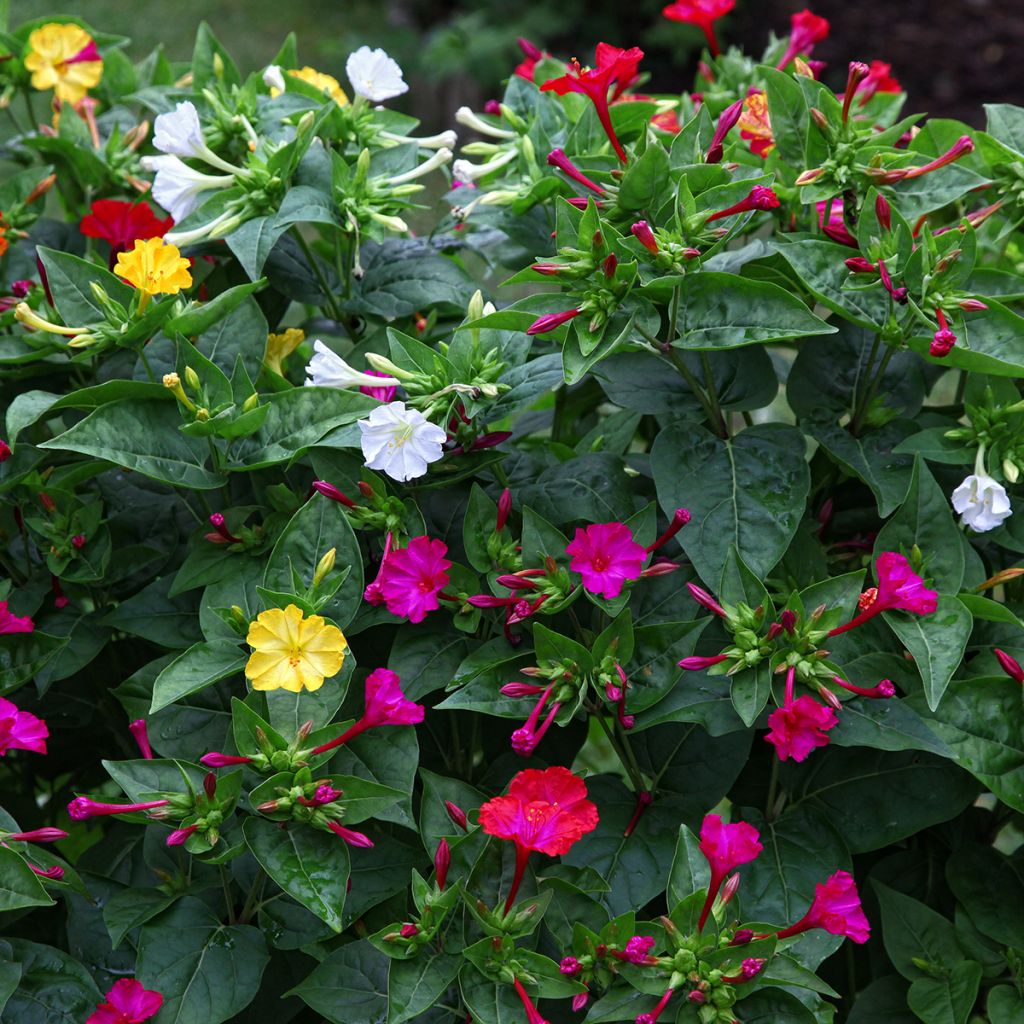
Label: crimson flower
xmin=930 ymin=309 xmax=957 ymax=357
xmin=0 ymin=697 xmax=48 ymax=756
xmin=479 ymin=766 xmax=598 ymax=912
xmin=87 ymin=979 xmax=163 ymax=1024
xmin=514 ymin=37 xmax=546 ymax=82
xmin=312 ymin=667 xmax=424 ymax=755
xmin=778 ymin=9 xmax=830 ymax=69
xmin=611 ymin=934 xmax=656 ymax=964
xmin=80 ymin=200 xmax=173 ymax=267
xmin=828 ymin=552 xmax=937 ymax=636
xmin=129 ymin=719 xmax=153 ymax=759
xmin=541 ymin=44 xmax=644 ymax=162
xmin=0 ymin=600 xmax=34 ymax=634
xmin=696 ymin=813 xmax=762 ymax=929
xmin=372 ymin=535 xmax=452 ymax=623
xmin=773 ymin=870 xmax=870 ymax=944
xmin=4 ymin=827 xmax=68 ymax=843
xmin=766 ymin=695 xmax=838 ymax=762
xmin=818 ymin=199 xmax=856 ymax=247
xmin=566 ymin=522 xmax=647 ymax=599
xmin=200 ymin=751 xmax=253 ymax=767
xmin=662 ymin=0 xmax=735 ymax=56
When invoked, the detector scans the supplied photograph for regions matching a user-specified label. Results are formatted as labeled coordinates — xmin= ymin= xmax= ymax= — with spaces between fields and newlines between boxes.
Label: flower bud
xmin=434 ymin=838 xmax=450 ymax=891
xmin=445 ymin=800 xmax=468 ymax=831
xmin=313 ymin=547 xmax=336 ymax=586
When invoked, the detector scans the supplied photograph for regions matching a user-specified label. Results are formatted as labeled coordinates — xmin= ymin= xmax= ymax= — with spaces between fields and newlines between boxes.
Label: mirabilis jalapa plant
xmin=2 ymin=4 xmax=1024 ymax=1024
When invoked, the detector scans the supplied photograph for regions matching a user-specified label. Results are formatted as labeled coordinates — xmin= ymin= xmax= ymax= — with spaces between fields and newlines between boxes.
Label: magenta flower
xmin=509 ymin=682 xmax=561 ymax=757
xmin=312 ymin=479 xmax=357 ymax=507
xmin=0 ymin=600 xmax=34 ymax=634
xmin=359 ymin=369 xmax=399 ymax=403
xmin=829 ymin=552 xmax=938 ymax=636
xmin=705 ymin=97 xmax=743 ymax=163
xmin=166 ymin=824 xmax=199 ymax=846
xmin=67 ymin=796 xmax=170 ymax=820
xmin=327 ymin=821 xmax=374 ymax=848
xmin=4 ymin=827 xmax=68 ymax=843
xmin=995 ymin=649 xmax=1024 ymax=683
xmin=777 ymin=8 xmax=830 ymax=68
xmin=312 ymin=667 xmax=424 ymax=755
xmin=930 ymin=309 xmax=957 ymax=357
xmin=818 ymin=199 xmax=856 ymax=247
xmin=87 ymin=979 xmax=163 ymax=1024
xmin=766 ymin=695 xmax=838 ymax=762
xmin=697 ymin=813 xmax=762 ymax=929
xmin=635 ymin=988 xmax=675 ymax=1024
xmin=200 ymin=751 xmax=253 ymax=767
xmin=566 ymin=522 xmax=647 ymax=599
xmin=129 ymin=719 xmax=153 ymax=759
xmin=526 ymin=308 xmax=582 ymax=336
xmin=546 ymin=149 xmax=606 ymax=195
xmin=706 ymin=185 xmax=780 ymax=223
xmin=773 ymin=870 xmax=870 ymax=944
xmin=611 ymin=934 xmax=656 ymax=964
xmin=376 ymin=535 xmax=452 ymax=623
xmin=0 ymin=697 xmax=48 ymax=756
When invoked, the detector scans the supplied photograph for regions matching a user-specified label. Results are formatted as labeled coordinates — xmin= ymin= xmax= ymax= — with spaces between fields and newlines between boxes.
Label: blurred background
xmin=20 ymin=0 xmax=1024 ymax=129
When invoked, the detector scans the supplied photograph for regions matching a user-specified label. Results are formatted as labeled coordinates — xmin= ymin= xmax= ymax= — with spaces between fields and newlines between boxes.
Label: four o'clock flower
xmin=662 ymin=0 xmax=735 ymax=57
xmin=312 ymin=667 xmax=425 ymax=756
xmin=507 ymin=683 xmax=562 ymax=756
xmin=829 ymin=552 xmax=938 ymax=636
xmin=327 ymin=821 xmax=375 ymax=848
xmin=152 ymin=101 xmax=242 ymax=174
xmin=129 ymin=719 xmax=154 ymax=759
xmin=87 ymin=978 xmax=163 ymax=1024
xmin=345 ymin=46 xmax=409 ymax=103
xmin=705 ymin=96 xmax=744 ymax=163
xmin=696 ymin=813 xmax=763 ymax=930
xmin=635 ymin=987 xmax=675 ymax=1024
xmin=546 ymin=149 xmax=607 ymax=196
xmin=67 ymin=796 xmax=171 ymax=820
xmin=305 ymin=340 xmax=400 ymax=391
xmin=566 ymin=522 xmax=647 ymax=599
xmin=952 ymin=447 xmax=1013 ymax=533
xmin=141 ymin=154 xmax=234 ymax=222
xmin=526 ymin=308 xmax=582 ymax=336
xmin=770 ymin=870 xmax=870 ymax=944
xmin=541 ymin=45 xmax=645 ymax=163
xmin=0 ymin=698 xmax=48 ymax=756
xmin=372 ymin=535 xmax=452 ymax=623
xmin=706 ymin=185 xmax=780 ymax=222
xmin=930 ymin=309 xmax=957 ymax=357
xmin=358 ymin=401 xmax=447 ymax=482
xmin=870 ymin=135 xmax=975 ymax=185
xmin=777 ymin=8 xmax=830 ymax=69
xmin=0 ymin=601 xmax=34 ymax=634
xmin=994 ymin=649 xmax=1024 ymax=683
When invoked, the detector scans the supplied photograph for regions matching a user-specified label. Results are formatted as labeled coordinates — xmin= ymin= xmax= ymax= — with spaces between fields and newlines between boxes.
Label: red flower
xmin=662 ymin=0 xmax=735 ymax=56
xmin=87 ymin=979 xmax=163 ymax=1024
xmin=541 ymin=45 xmax=645 ymax=162
xmin=0 ymin=600 xmax=34 ymax=634
xmin=566 ymin=522 xmax=647 ymax=599
xmin=774 ymin=870 xmax=871 ymax=944
xmin=373 ymin=535 xmax=452 ymax=623
xmin=829 ymin=552 xmax=938 ymax=636
xmin=514 ymin=37 xmax=546 ymax=82
xmin=80 ymin=200 xmax=173 ymax=265
xmin=0 ymin=697 xmax=48 ymax=756
xmin=697 ymin=813 xmax=762 ymax=929
xmin=479 ymin=766 xmax=598 ymax=912
xmin=766 ymin=695 xmax=838 ymax=762
xmin=778 ymin=9 xmax=830 ymax=69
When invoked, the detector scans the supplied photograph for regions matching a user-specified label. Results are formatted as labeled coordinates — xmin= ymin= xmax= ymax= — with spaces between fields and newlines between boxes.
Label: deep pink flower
xmin=766 ymin=695 xmax=838 ymax=762
xmin=30 ymin=864 xmax=64 ymax=880
xmin=566 ymin=522 xmax=647 ymax=599
xmin=376 ymin=536 xmax=452 ymax=623
xmin=560 ymin=956 xmax=581 ymax=976
xmin=4 ymin=827 xmax=68 ymax=843
xmin=359 ymin=369 xmax=398 ymax=403
xmin=541 ymin=45 xmax=645 ymax=162
xmin=705 ymin=97 xmax=743 ymax=163
xmin=297 ymin=783 xmax=343 ymax=807
xmin=129 ymin=719 xmax=153 ymax=759
xmin=512 ymin=976 xmax=550 ymax=1024
xmin=547 ymin=149 xmax=606 ymax=195
xmin=818 ymin=199 xmax=857 ymax=247
xmin=611 ymin=935 xmax=656 ymax=964
xmin=697 ymin=813 xmax=762 ymax=929
xmin=635 ymin=988 xmax=674 ymax=1024
xmin=166 ymin=824 xmax=199 ymax=846
xmin=832 ymin=675 xmax=896 ymax=699
xmin=67 ymin=797 xmax=170 ymax=820
xmin=678 ymin=654 xmax=729 ymax=671
xmin=0 ymin=698 xmax=48 ymax=756
xmin=526 ymin=307 xmax=582 ymax=336
xmin=311 ymin=668 xmax=424 ymax=755
xmin=0 ymin=600 xmax=34 ymax=634
xmin=509 ymin=683 xmax=561 ymax=757
xmin=200 ymin=751 xmax=253 ymax=767
xmin=327 ymin=821 xmax=374 ymax=847
xmin=706 ymin=185 xmax=780 ymax=222
xmin=662 ymin=0 xmax=735 ymax=56
xmin=829 ymin=552 xmax=938 ymax=636
xmin=773 ymin=870 xmax=870 ymax=944
xmin=855 ymin=60 xmax=901 ymax=105
xmin=631 ymin=220 xmax=659 ymax=254
xmin=778 ymin=9 xmax=830 ymax=68
xmin=87 ymin=979 xmax=163 ymax=1024
xmin=930 ymin=309 xmax=957 ymax=357
xmin=721 ymin=957 xmax=766 ymax=983
xmin=0 ymin=439 xmax=11 ymax=462
xmin=686 ymin=581 xmax=726 ymax=617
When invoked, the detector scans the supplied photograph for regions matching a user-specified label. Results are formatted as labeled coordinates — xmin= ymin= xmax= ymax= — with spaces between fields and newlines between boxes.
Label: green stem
xmin=551 ymin=385 xmax=569 ymax=444
xmin=291 ymin=227 xmax=344 ymax=322
xmin=613 ymin=717 xmax=646 ymax=791
xmin=239 ymin=868 xmax=266 ymax=925
xmin=219 ymin=865 xmax=236 ymax=925
xmin=666 ymin=347 xmax=725 ymax=436
xmin=849 ymin=333 xmax=881 ymax=434
xmin=851 ymin=345 xmax=896 ymax=436
xmin=138 ymin=348 xmax=156 ymax=383
xmin=953 ymin=368 xmax=967 ymax=406
xmin=699 ymin=350 xmax=729 ymax=438
xmin=593 ymin=710 xmax=644 ymax=793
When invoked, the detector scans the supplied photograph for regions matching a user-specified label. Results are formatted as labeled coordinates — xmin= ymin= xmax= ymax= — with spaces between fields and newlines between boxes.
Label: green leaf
xmin=987 ymin=986 xmax=1024 ymax=1024
xmin=673 ymin=272 xmax=833 ymax=349
xmin=830 ymin=698 xmax=949 ymax=756
xmin=884 ymin=596 xmax=972 ymax=711
xmin=351 ymin=241 xmax=473 ymax=318
xmin=150 ymin=639 xmax=246 ymax=713
xmin=2 ymin=940 xmax=102 ymax=1024
xmin=38 ymin=247 xmax=134 ymax=325
xmin=388 ymin=951 xmax=461 ymax=1024
xmin=289 ymin=939 xmax=389 ymax=1024
xmin=667 ymin=823 xmax=711 ymax=906
xmin=136 ymin=897 xmax=269 ymax=1024
xmin=945 ymin=844 xmax=1024 ymax=948
xmin=733 ymin=989 xmax=818 ymax=1024
xmin=617 ymin=142 xmax=670 ymax=211
xmin=165 ymin=279 xmax=265 ymax=336
xmin=226 ymin=215 xmax=288 ymax=280
xmin=41 ymin=400 xmax=226 ymax=489
xmin=519 ymin=453 xmax=635 ymax=525
xmin=101 ymin=888 xmax=176 ymax=949
xmin=243 ymin=818 xmax=349 ymax=932
xmin=0 ymin=846 xmax=53 ymax=911
xmin=848 ymin=976 xmax=916 ymax=1024
xmin=652 ymin=423 xmax=810 ymax=586
xmin=906 ymin=961 xmax=982 ymax=1024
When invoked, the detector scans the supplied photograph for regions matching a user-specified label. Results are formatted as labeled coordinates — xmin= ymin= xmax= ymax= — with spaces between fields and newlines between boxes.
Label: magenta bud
xmin=686 ymin=582 xmax=727 ymax=617
xmin=203 ymin=772 xmax=217 ymax=800
xmin=730 ymin=928 xmax=755 ymax=946
xmin=678 ymin=654 xmax=729 ymax=671
xmin=572 ymin=992 xmax=590 ymax=1012
xmin=71 ymin=534 xmax=87 ymax=549
xmin=631 ymin=220 xmax=659 ymax=254
xmin=526 ymin=308 xmax=582 ymax=336
xmin=501 ymin=681 xmax=547 ymax=697
xmin=818 ymin=685 xmax=844 ymax=711
xmin=129 ymin=719 xmax=154 ymax=760
xmin=312 ymin=480 xmax=357 ymax=508
xmin=200 ymin=752 xmax=253 ymax=767
xmin=496 ymin=487 xmax=512 ymax=531
xmin=766 ymin=623 xmax=783 ymax=641
xmin=209 ymin=513 xmax=242 ymax=544
xmin=327 ymin=821 xmax=374 ymax=848
xmin=875 ymin=193 xmax=892 ymax=230
xmin=434 ymin=838 xmax=451 ymax=890
xmin=647 ymin=507 xmax=691 ymax=553
xmin=995 ymin=649 xmax=1024 ymax=683
xmin=958 ymin=299 xmax=988 ymax=312
xmin=688 ymin=991 xmax=706 ymax=1005
xmin=602 ymin=253 xmax=618 ymax=278
xmin=844 ymin=256 xmax=876 ymax=273
xmin=719 ymin=872 xmax=741 ymax=906
xmin=30 ymin=864 xmax=64 ymax=880
xmin=780 ymin=609 xmax=797 ymax=633
xmin=399 ymin=923 xmax=419 ymax=938
xmin=445 ymin=800 xmax=468 ymax=831
xmin=560 ymin=956 xmax=581 ymax=976
xmin=166 ymin=824 xmax=199 ymax=847
xmin=0 ymin=439 xmax=10 ymax=463
xmin=5 ymin=827 xmax=68 ymax=843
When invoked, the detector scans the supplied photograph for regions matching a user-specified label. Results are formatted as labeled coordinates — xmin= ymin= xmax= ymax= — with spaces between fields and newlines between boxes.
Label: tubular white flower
xmin=385 ymin=147 xmax=453 ymax=186
xmin=952 ymin=472 xmax=1012 ymax=532
xmin=141 ymin=155 xmax=235 ymax=221
xmin=345 ymin=46 xmax=408 ymax=102
xmin=369 ymin=211 xmax=409 ymax=233
xmin=152 ymin=101 xmax=242 ymax=175
xmin=165 ymin=208 xmax=241 ymax=248
xmin=451 ymin=148 xmax=517 ymax=183
xmin=455 ymin=106 xmax=516 ymax=139
xmin=381 ymin=129 xmax=458 ymax=150
xmin=304 ymin=340 xmax=401 ymax=390
xmin=263 ymin=64 xmax=286 ymax=93
xmin=358 ymin=401 xmax=447 ymax=482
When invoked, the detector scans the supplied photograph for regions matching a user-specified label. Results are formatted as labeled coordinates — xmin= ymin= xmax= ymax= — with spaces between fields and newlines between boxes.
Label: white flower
xmin=263 ymin=64 xmax=286 ymax=93
xmin=451 ymin=148 xmax=517 ymax=183
xmin=141 ymin=155 xmax=234 ymax=222
xmin=358 ymin=401 xmax=446 ymax=482
xmin=951 ymin=473 xmax=1012 ymax=532
xmin=384 ymin=147 xmax=453 ymax=186
xmin=305 ymin=340 xmax=400 ymax=390
xmin=345 ymin=46 xmax=408 ymax=103
xmin=153 ymin=101 xmax=206 ymax=159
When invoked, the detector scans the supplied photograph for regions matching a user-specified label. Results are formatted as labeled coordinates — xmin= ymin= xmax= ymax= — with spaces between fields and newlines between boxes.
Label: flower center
xmin=591 ymin=555 xmax=609 ymax=572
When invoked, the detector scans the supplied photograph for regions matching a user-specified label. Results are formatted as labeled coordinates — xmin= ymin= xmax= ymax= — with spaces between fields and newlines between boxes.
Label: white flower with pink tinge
xmin=358 ymin=401 xmax=446 ymax=482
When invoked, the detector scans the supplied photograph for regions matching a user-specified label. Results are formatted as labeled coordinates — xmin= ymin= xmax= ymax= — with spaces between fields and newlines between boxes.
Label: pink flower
xmin=611 ymin=934 xmax=656 ymax=964
xmin=327 ymin=821 xmax=374 ymax=848
xmin=509 ymin=683 xmax=561 ymax=757
xmin=5 ymin=827 xmax=67 ymax=842
xmin=129 ymin=719 xmax=153 ymax=759
xmin=512 ymin=976 xmax=550 ymax=1024
xmin=818 ymin=199 xmax=856 ymax=247
xmin=662 ymin=0 xmax=735 ymax=56
xmin=87 ymin=979 xmax=163 ymax=1024
xmin=635 ymin=988 xmax=674 ymax=1024
xmin=376 ymin=536 xmax=452 ymax=623
xmin=829 ymin=552 xmax=938 ymax=636
xmin=166 ymin=824 xmax=199 ymax=846
xmin=566 ymin=522 xmax=647 ymax=599
xmin=766 ymin=695 xmax=838 ymax=762
xmin=774 ymin=870 xmax=870 ymax=944
xmin=200 ymin=751 xmax=254 ymax=767
xmin=855 ymin=60 xmax=901 ymax=105
xmin=312 ymin=479 xmax=357 ymax=507
xmin=705 ymin=97 xmax=743 ymax=163
xmin=930 ymin=309 xmax=957 ymax=357
xmin=995 ymin=649 xmax=1024 ymax=683
xmin=0 ymin=698 xmax=48 ymax=756
xmin=67 ymin=797 xmax=170 ymax=820
xmin=706 ymin=185 xmax=780 ymax=223
xmin=697 ymin=813 xmax=762 ymax=929
xmin=778 ymin=9 xmax=830 ymax=68
xmin=0 ymin=600 xmax=34 ymax=634
xmin=526 ymin=307 xmax=582 ymax=336
xmin=311 ymin=668 xmax=424 ymax=755
xmin=359 ymin=369 xmax=398 ymax=403
xmin=678 ymin=654 xmax=728 ymax=671
xmin=547 ymin=149 xmax=606 ymax=195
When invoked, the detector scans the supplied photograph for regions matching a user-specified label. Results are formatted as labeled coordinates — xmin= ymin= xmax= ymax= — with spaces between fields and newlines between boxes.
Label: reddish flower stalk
xmin=647 ymin=508 xmax=690 ymax=553
xmin=546 ymin=148 xmax=606 ymax=195
xmin=511 ymin=977 xmax=550 ymax=1024
xmin=705 ymin=185 xmax=780 ymax=222
xmin=635 ymin=987 xmax=675 ymax=1024
xmin=832 ymin=675 xmax=895 ymax=699
xmin=623 ymin=790 xmax=653 ymax=837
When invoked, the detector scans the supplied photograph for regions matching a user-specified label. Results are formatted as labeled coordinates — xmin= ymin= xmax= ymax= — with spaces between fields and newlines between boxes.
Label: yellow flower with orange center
xmin=25 ymin=23 xmax=103 ymax=104
xmin=273 ymin=66 xmax=349 ymax=107
xmin=264 ymin=328 xmax=305 ymax=376
xmin=114 ymin=238 xmax=192 ymax=296
xmin=245 ymin=604 xmax=348 ymax=693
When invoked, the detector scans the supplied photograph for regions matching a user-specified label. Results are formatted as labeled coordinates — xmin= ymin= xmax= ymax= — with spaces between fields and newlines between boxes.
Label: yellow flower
xmin=25 ymin=23 xmax=103 ymax=104
xmin=273 ymin=66 xmax=349 ymax=108
xmin=245 ymin=604 xmax=348 ymax=693
xmin=264 ymin=328 xmax=305 ymax=376
xmin=115 ymin=238 xmax=193 ymax=296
